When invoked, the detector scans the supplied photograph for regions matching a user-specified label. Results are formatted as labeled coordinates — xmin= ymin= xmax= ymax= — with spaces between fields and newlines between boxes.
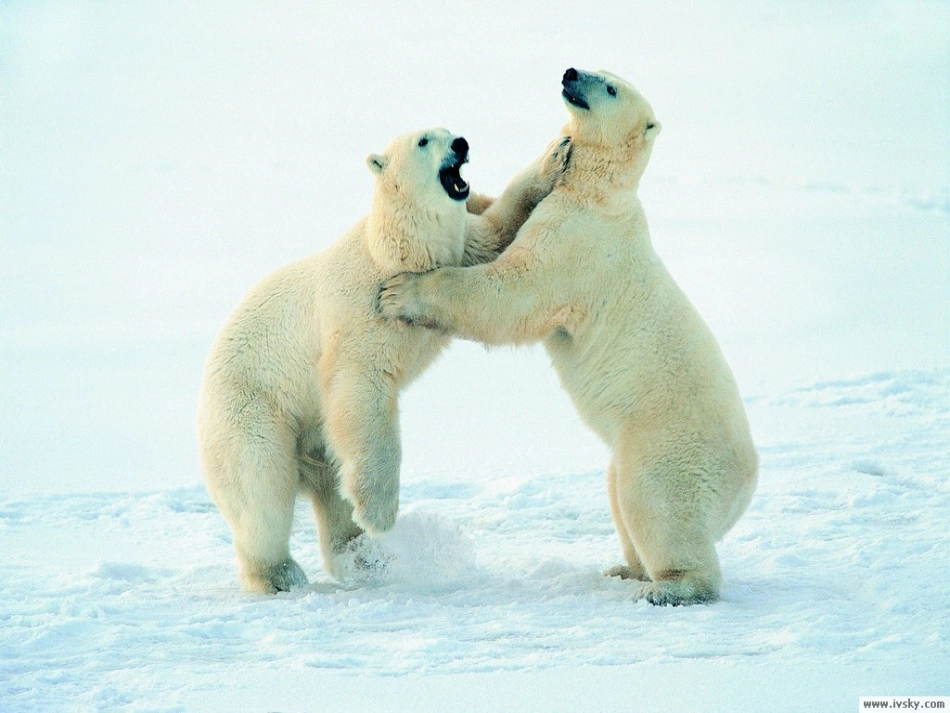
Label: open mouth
xmin=439 ymin=153 xmax=470 ymax=201
xmin=561 ymin=85 xmax=590 ymax=110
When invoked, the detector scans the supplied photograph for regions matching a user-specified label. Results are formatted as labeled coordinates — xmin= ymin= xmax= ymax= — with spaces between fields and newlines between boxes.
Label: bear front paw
xmin=350 ymin=492 xmax=399 ymax=537
xmin=376 ymin=272 xmax=414 ymax=321
xmin=376 ymin=272 xmax=441 ymax=329
xmin=544 ymin=135 xmax=572 ymax=178
xmin=525 ymin=135 xmax=572 ymax=203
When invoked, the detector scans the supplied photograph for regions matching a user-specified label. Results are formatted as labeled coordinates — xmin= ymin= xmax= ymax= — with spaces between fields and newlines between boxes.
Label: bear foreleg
xmin=324 ymin=383 xmax=401 ymax=536
xmin=377 ymin=260 xmax=577 ymax=347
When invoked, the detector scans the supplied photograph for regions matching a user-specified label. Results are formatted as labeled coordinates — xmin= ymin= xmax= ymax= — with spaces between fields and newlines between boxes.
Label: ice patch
xmin=848 ymin=459 xmax=887 ymax=477
xmin=901 ymin=189 xmax=950 ymax=215
xmin=91 ymin=561 xmax=157 ymax=583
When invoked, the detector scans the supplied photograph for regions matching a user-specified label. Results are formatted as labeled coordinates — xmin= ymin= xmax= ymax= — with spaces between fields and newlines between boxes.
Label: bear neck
xmin=560 ymin=134 xmax=647 ymax=202
xmin=366 ymin=188 xmax=466 ymax=275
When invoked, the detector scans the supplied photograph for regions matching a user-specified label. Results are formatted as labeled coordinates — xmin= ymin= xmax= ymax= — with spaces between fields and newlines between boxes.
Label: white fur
xmin=199 ymin=128 xmax=569 ymax=593
xmin=379 ymin=71 xmax=758 ymax=606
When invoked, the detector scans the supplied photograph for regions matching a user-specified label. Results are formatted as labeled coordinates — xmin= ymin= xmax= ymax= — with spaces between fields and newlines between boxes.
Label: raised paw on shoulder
xmin=376 ymin=272 xmax=441 ymax=328
xmin=376 ymin=272 xmax=419 ymax=322
xmin=523 ymin=135 xmax=572 ymax=203
xmin=541 ymin=135 xmax=572 ymax=181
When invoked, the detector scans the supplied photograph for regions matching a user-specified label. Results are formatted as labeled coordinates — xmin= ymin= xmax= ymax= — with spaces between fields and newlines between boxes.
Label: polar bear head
xmin=365 ymin=128 xmax=471 ymax=273
xmin=367 ymin=128 xmax=471 ymax=204
xmin=560 ymin=68 xmax=661 ymax=186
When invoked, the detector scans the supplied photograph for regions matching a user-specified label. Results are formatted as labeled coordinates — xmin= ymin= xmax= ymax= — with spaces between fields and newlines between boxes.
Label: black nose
xmin=451 ymin=137 xmax=468 ymax=156
xmin=563 ymin=67 xmax=578 ymax=83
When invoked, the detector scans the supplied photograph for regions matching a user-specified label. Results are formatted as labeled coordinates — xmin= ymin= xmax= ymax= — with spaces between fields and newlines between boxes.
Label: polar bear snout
xmin=450 ymin=136 xmax=469 ymax=159
xmin=561 ymin=67 xmax=590 ymax=110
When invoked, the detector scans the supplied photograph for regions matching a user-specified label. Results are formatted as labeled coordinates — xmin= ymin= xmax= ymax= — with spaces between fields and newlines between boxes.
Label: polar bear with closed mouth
xmin=378 ymin=69 xmax=758 ymax=606
xmin=199 ymin=128 xmax=570 ymax=593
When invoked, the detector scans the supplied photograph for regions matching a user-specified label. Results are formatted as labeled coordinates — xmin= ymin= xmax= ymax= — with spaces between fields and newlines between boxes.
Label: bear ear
xmin=645 ymin=121 xmax=662 ymax=140
xmin=367 ymin=153 xmax=388 ymax=175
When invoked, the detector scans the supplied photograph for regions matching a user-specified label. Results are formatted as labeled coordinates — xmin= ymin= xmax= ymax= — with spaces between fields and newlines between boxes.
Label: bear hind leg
xmin=231 ymin=467 xmax=309 ymax=594
xmin=613 ymin=453 xmax=722 ymax=606
xmin=248 ymin=558 xmax=308 ymax=594
xmin=205 ymin=413 xmax=309 ymax=594
xmin=631 ymin=546 xmax=722 ymax=606
xmin=299 ymin=449 xmax=364 ymax=579
xmin=604 ymin=459 xmax=649 ymax=581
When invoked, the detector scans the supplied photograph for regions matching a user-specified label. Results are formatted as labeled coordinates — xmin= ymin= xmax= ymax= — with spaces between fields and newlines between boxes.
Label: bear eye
xmin=606 ymin=85 xmax=617 ymax=97
xmin=418 ymin=137 xmax=429 ymax=147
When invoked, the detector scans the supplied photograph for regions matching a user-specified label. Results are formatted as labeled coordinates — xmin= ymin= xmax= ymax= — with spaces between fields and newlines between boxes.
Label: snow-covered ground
xmin=1 ymin=1 xmax=948 ymax=711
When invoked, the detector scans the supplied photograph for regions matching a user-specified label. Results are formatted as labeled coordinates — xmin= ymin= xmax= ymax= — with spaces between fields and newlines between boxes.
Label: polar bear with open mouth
xmin=199 ymin=128 xmax=569 ymax=593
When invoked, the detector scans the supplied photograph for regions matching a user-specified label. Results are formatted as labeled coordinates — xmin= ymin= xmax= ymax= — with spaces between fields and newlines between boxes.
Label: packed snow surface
xmin=1 ymin=1 xmax=948 ymax=711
